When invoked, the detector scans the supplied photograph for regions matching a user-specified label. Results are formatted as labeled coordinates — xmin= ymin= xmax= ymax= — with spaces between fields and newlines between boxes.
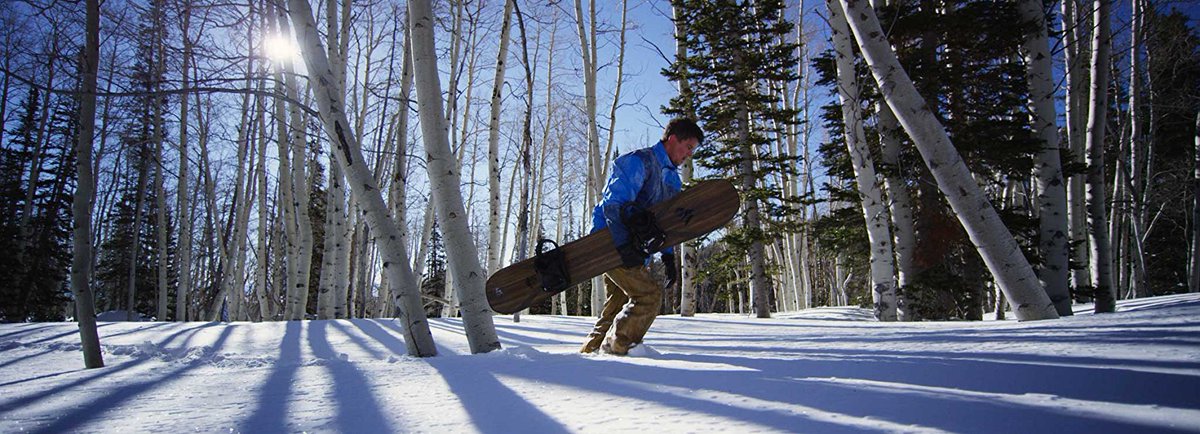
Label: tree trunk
xmin=573 ymin=0 xmax=605 ymax=316
xmin=868 ymin=1 xmax=910 ymax=317
xmin=255 ymin=76 xmax=270 ymax=321
xmin=1086 ymin=0 xmax=1116 ymax=313
xmin=672 ymin=1 xmax=699 ymax=317
xmin=1063 ymin=0 xmax=1092 ymax=296
xmin=485 ymin=0 xmax=514 ymax=276
xmin=126 ymin=151 xmax=150 ymax=321
xmin=71 ymin=0 xmax=104 ymax=368
xmin=1192 ymin=110 xmax=1200 ymax=293
xmin=1127 ymin=0 xmax=1149 ymax=299
xmin=285 ymin=0 xmax=437 ymax=355
xmin=828 ymin=0 xmax=897 ymax=321
xmin=1018 ymin=0 xmax=1072 ymax=316
xmin=601 ymin=0 xmax=629 ymax=183
xmin=736 ymin=105 xmax=771 ymax=319
xmin=837 ymin=0 xmax=1058 ymax=320
xmin=318 ymin=163 xmax=339 ymax=320
xmin=388 ymin=23 xmax=416 ymax=318
xmin=408 ymin=0 xmax=500 ymax=353
xmin=175 ymin=0 xmax=194 ymax=322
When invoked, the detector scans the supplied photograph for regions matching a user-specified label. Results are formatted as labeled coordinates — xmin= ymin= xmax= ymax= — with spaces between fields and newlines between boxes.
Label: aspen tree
xmin=408 ymin=0 xmax=501 ymax=353
xmin=255 ymin=74 xmax=271 ymax=321
xmin=1062 ymin=0 xmax=1092 ymax=294
xmin=572 ymin=0 xmax=606 ymax=315
xmin=836 ymin=0 xmax=1058 ymax=320
xmin=1086 ymin=0 xmax=1116 ymax=313
xmin=485 ymin=0 xmax=514 ymax=276
xmin=1192 ymin=111 xmax=1200 ymax=293
xmin=1018 ymin=0 xmax=1072 ymax=315
xmin=72 ymin=0 xmax=104 ymax=368
xmin=828 ymin=0 xmax=897 ymax=320
xmin=285 ymin=0 xmax=438 ymax=355
xmin=671 ymin=0 xmax=700 ymax=317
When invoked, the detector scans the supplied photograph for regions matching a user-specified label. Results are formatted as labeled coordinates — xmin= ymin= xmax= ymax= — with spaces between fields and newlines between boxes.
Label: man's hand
xmin=662 ymin=252 xmax=678 ymax=288
xmin=617 ymin=243 xmax=648 ymax=267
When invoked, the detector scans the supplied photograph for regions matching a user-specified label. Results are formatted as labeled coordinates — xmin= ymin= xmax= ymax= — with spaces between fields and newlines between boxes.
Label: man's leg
xmin=603 ymin=265 xmax=662 ymax=355
xmin=580 ymin=274 xmax=629 ymax=353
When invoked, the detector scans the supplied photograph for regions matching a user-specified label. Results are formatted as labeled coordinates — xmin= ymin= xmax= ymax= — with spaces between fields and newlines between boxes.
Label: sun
xmin=263 ymin=34 xmax=300 ymax=63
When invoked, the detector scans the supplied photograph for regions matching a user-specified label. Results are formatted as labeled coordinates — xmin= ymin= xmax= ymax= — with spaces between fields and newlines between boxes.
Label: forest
xmin=0 ymin=0 xmax=1197 ymax=360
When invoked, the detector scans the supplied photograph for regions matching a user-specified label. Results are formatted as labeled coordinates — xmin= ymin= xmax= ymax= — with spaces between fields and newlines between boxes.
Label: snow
xmin=2 ymin=294 xmax=1199 ymax=433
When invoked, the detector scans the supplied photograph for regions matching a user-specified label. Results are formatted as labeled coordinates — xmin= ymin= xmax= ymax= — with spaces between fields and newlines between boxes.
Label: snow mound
xmin=95 ymin=310 xmax=152 ymax=322
xmin=626 ymin=344 xmax=661 ymax=357
xmin=484 ymin=345 xmax=545 ymax=361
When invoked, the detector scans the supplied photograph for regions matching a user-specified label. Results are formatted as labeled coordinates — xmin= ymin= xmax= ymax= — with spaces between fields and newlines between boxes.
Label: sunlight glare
xmin=264 ymin=34 xmax=300 ymax=63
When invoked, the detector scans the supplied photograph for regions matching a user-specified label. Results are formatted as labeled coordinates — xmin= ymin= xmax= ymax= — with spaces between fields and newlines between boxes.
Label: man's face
xmin=665 ymin=134 xmax=700 ymax=166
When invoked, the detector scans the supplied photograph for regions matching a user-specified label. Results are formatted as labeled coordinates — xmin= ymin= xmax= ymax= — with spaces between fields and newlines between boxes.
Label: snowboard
xmin=486 ymin=178 xmax=740 ymax=314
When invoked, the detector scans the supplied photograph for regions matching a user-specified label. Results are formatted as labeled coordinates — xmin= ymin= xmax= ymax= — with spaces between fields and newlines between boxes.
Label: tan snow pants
xmin=580 ymin=265 xmax=662 ymax=355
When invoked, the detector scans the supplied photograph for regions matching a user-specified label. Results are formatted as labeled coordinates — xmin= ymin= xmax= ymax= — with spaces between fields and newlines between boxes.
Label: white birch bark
xmin=154 ymin=32 xmax=169 ymax=321
xmin=333 ymin=203 xmax=351 ymax=319
xmin=408 ymin=0 xmax=501 ymax=353
xmin=1018 ymin=0 xmax=1072 ymax=315
xmin=572 ymin=0 xmax=605 ymax=316
xmin=72 ymin=0 xmax=104 ymax=367
xmin=828 ymin=0 xmax=897 ymax=321
xmin=1063 ymin=0 xmax=1092 ymax=294
xmin=837 ymin=0 xmax=1058 ymax=320
xmin=601 ymin=0 xmax=629 ymax=181
xmin=286 ymin=0 xmax=437 ymax=355
xmin=175 ymin=0 xmax=194 ymax=322
xmin=255 ymin=78 xmax=270 ymax=321
xmin=387 ymin=25 xmax=416 ymax=318
xmin=671 ymin=1 xmax=699 ymax=317
xmin=485 ymin=0 xmax=514 ymax=276
xmin=317 ymin=164 xmax=338 ymax=320
xmin=878 ymin=107 xmax=914 ymax=314
xmin=869 ymin=0 xmax=913 ymax=317
xmin=1085 ymin=0 xmax=1116 ymax=313
xmin=1127 ymin=0 xmax=1149 ymax=298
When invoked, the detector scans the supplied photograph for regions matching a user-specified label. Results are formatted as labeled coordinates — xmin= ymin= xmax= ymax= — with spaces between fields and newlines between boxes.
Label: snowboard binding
xmin=533 ymin=239 xmax=570 ymax=293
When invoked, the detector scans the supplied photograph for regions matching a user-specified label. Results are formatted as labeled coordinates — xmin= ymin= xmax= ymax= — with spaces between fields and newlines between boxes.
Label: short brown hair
xmin=663 ymin=117 xmax=703 ymax=144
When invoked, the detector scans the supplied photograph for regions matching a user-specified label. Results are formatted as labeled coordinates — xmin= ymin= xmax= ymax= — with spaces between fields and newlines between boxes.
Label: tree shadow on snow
xmin=438 ymin=346 xmax=1197 ymax=433
xmin=240 ymin=321 xmax=303 ymax=432
xmin=24 ymin=325 xmax=235 ymax=434
xmin=306 ymin=320 xmax=398 ymax=432
xmin=369 ymin=319 xmax=570 ymax=433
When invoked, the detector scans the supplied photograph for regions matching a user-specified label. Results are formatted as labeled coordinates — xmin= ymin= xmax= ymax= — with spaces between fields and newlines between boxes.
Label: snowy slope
xmin=1 ymin=294 xmax=1198 ymax=433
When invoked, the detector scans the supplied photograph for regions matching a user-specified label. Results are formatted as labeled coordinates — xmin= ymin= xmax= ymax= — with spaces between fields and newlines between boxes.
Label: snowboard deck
xmin=486 ymin=178 xmax=740 ymax=314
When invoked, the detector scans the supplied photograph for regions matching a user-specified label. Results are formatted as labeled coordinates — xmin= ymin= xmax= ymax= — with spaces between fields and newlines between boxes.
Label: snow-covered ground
xmin=2 ymin=294 xmax=1198 ymax=433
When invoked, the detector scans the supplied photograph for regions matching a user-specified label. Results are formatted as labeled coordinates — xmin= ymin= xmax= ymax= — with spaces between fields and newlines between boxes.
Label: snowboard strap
xmin=534 ymin=239 xmax=570 ymax=293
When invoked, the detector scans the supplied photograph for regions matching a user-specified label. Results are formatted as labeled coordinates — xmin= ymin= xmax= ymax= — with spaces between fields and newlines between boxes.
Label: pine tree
xmin=0 ymin=88 xmax=39 ymax=321
xmin=813 ymin=0 xmax=1047 ymax=319
xmin=668 ymin=0 xmax=801 ymax=318
xmin=0 ymin=90 xmax=78 ymax=321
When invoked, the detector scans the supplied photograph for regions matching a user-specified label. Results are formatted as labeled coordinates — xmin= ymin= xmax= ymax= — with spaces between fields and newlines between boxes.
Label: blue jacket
xmin=591 ymin=141 xmax=682 ymax=259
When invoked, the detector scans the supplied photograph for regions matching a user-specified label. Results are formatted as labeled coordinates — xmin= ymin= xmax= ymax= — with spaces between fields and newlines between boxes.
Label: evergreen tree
xmin=667 ymin=0 xmax=801 ymax=317
xmin=812 ymin=0 xmax=1041 ymax=319
xmin=0 ymin=89 xmax=78 ymax=321
xmin=0 ymin=88 xmax=37 ymax=321
xmin=421 ymin=223 xmax=446 ymax=318
xmin=1144 ymin=9 xmax=1200 ymax=294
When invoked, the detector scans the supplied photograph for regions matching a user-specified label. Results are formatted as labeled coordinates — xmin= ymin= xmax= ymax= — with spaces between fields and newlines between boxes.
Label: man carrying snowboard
xmin=580 ymin=117 xmax=703 ymax=355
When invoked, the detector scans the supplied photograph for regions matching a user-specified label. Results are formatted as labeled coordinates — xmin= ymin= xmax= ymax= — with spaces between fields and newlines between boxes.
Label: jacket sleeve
xmin=599 ymin=155 xmax=645 ymax=249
